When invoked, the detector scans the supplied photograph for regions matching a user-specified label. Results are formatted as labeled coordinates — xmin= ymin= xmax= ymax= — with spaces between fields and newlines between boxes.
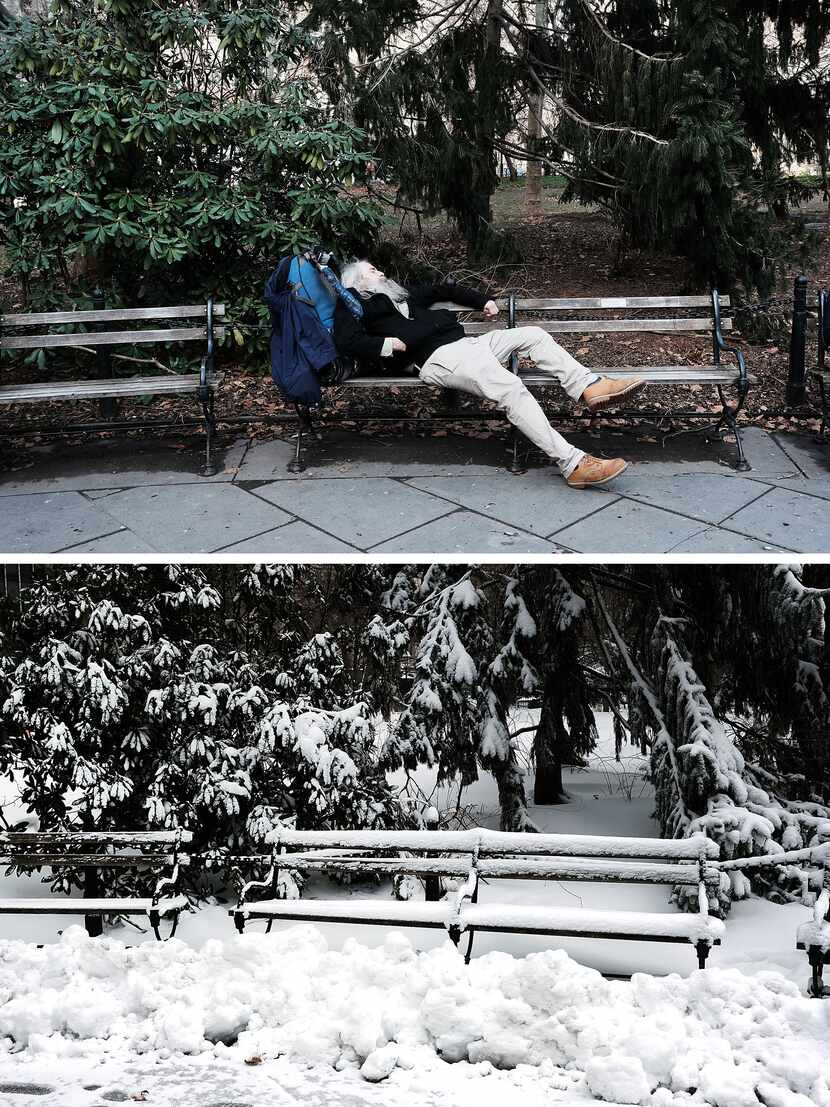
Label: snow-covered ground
xmin=0 ymin=714 xmax=826 ymax=1106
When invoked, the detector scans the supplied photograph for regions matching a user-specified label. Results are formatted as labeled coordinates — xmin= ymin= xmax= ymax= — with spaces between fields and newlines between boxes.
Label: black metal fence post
xmin=92 ymin=286 xmax=117 ymax=420
xmin=423 ymin=805 xmax=441 ymax=902
xmin=787 ymin=275 xmax=809 ymax=406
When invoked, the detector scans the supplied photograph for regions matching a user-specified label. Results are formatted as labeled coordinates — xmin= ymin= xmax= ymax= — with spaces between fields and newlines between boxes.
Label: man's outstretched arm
xmin=407 ymin=280 xmax=493 ymax=313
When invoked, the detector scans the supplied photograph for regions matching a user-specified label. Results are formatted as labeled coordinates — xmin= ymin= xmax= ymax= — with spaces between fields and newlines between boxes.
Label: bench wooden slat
xmin=1 ymin=305 xmax=226 ymax=327
xmin=0 ymin=895 xmax=187 ymax=915
xmin=275 ymin=854 xmax=717 ymax=885
xmin=0 ymin=373 xmax=222 ymax=404
xmin=461 ymin=904 xmax=724 ymax=943
xmin=274 ymin=829 xmax=719 ymax=859
xmin=430 ymin=296 xmax=729 ymax=312
xmin=506 ymin=317 xmax=730 ymax=334
xmin=238 ymin=898 xmax=451 ymax=927
xmin=2 ymin=325 xmax=226 ymax=351
xmin=1 ymin=831 xmax=193 ymax=845
xmin=476 ymin=858 xmax=719 ymax=885
xmin=512 ymin=295 xmax=729 ymax=310
xmin=0 ymin=853 xmax=179 ymax=867
xmin=521 ymin=366 xmax=754 ymax=385
xmin=457 ymin=320 xmax=728 ymax=336
xmin=325 ymin=366 xmax=752 ymax=389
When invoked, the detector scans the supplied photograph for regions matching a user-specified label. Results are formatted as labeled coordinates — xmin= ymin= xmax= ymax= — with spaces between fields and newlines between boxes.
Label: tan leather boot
xmin=565 ymin=455 xmax=628 ymax=488
xmin=581 ymin=376 xmax=646 ymax=411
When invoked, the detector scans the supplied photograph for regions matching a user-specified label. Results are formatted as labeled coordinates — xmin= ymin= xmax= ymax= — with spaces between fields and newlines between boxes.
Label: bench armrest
xmin=711 ymin=290 xmax=748 ymax=389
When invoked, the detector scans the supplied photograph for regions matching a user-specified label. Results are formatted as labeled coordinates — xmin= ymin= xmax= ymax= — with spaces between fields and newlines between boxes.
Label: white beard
xmin=366 ymin=276 xmax=409 ymax=303
xmin=360 ymin=274 xmax=410 ymax=317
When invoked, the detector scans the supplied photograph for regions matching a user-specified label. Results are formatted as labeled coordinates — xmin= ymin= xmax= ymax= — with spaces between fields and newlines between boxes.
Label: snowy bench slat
xmin=0 ymin=895 xmax=188 ymax=915
xmin=279 ymin=854 xmax=718 ymax=885
xmin=475 ymin=858 xmax=720 ymax=886
xmin=240 ymin=898 xmax=452 ymax=928
xmin=271 ymin=829 xmax=719 ymax=860
xmin=0 ymin=831 xmax=193 ymax=846
xmin=459 ymin=904 xmax=724 ymax=944
xmin=0 ymin=829 xmax=190 ymax=940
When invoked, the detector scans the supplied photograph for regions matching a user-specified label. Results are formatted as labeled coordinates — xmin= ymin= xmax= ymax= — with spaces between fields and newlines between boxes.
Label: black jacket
xmin=333 ymin=281 xmax=489 ymax=374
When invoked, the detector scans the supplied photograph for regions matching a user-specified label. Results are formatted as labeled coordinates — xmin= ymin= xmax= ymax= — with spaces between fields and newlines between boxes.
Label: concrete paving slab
xmin=0 ymin=491 xmax=126 ymax=554
xmin=772 ymin=432 xmax=830 ymax=479
xmin=667 ymin=527 xmax=791 ymax=554
xmin=60 ymin=529 xmax=157 ymax=554
xmin=611 ymin=472 xmax=770 ymax=525
xmin=721 ymin=486 xmax=830 ymax=552
xmin=773 ymin=474 xmax=830 ymax=503
xmin=734 ymin=427 xmax=804 ymax=479
xmin=88 ymin=484 xmax=294 ymax=553
xmin=216 ymin=520 xmax=359 ymax=553
xmin=550 ymin=499 xmax=705 ymax=553
xmin=251 ymin=477 xmax=454 ymax=548
xmin=406 ymin=471 xmax=616 ymax=536
xmin=0 ymin=438 xmax=247 ymax=495
xmin=371 ymin=510 xmax=570 ymax=554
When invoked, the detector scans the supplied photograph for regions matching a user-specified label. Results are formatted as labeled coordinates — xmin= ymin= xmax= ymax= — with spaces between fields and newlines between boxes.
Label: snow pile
xmin=1 ymin=926 xmax=829 ymax=1106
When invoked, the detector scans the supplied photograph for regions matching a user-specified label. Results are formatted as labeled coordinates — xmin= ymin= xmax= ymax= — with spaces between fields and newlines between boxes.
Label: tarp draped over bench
xmin=230 ymin=828 xmax=724 ymax=968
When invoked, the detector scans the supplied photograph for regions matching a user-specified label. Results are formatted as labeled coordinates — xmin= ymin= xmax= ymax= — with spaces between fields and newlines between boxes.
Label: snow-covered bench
xmin=0 ymin=828 xmax=192 ymax=939
xmin=230 ymin=828 xmax=724 ymax=969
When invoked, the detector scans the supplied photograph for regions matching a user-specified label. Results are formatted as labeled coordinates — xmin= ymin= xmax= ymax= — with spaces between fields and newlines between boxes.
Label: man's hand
xmin=390 ymin=337 xmax=407 ymax=352
xmin=483 ymin=300 xmax=499 ymax=318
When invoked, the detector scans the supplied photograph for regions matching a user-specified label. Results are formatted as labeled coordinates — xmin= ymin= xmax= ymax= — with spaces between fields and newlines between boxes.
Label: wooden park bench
xmin=289 ymin=290 xmax=754 ymax=473
xmin=0 ymin=828 xmax=191 ymax=939
xmin=230 ymin=828 xmax=725 ymax=970
xmin=0 ymin=300 xmax=224 ymax=474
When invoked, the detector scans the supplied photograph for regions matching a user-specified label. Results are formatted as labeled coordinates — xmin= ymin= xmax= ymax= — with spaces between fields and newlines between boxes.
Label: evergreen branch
xmin=590 ymin=575 xmax=689 ymax=825
xmin=497 ymin=15 xmax=670 ymax=146
xmin=571 ymin=0 xmax=685 ymax=65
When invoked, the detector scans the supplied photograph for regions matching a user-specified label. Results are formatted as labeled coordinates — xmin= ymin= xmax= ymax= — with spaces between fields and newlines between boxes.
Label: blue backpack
xmin=263 ymin=257 xmax=337 ymax=406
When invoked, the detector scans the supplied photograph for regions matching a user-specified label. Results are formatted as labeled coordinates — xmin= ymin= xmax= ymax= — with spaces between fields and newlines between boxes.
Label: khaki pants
xmin=419 ymin=326 xmax=599 ymax=477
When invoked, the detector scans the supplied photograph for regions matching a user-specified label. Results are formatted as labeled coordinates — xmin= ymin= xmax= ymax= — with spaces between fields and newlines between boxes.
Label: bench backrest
xmin=0 ymin=829 xmax=192 ymax=868
xmin=0 ymin=303 xmax=226 ymax=352
xmin=432 ymin=292 xmax=731 ymax=343
xmin=270 ymin=828 xmax=718 ymax=860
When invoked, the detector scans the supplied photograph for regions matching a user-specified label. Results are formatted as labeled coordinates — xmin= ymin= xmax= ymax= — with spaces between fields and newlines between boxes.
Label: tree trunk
xmin=492 ymin=751 xmax=532 ymax=830
xmin=533 ymin=755 xmax=566 ymax=804
xmin=532 ymin=683 xmax=569 ymax=804
xmin=524 ymin=0 xmax=546 ymax=209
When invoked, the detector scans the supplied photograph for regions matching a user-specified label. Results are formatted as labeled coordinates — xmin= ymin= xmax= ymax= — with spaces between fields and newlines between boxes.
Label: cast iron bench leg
xmin=84 ymin=912 xmax=103 ymax=938
xmin=817 ymin=375 xmax=828 ymax=441
xmin=288 ymin=404 xmax=310 ymax=473
xmin=199 ymin=386 xmax=218 ymax=477
xmin=695 ymin=940 xmax=712 ymax=969
xmin=807 ymin=946 xmax=827 ymax=998
xmin=709 ymin=384 xmax=751 ymax=472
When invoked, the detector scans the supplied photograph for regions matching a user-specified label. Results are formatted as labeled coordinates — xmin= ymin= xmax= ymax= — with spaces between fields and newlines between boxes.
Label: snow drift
xmin=0 ymin=926 xmax=828 ymax=1106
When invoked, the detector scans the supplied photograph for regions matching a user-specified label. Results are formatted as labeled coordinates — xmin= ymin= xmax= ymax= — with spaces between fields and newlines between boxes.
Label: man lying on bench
xmin=333 ymin=260 xmax=646 ymax=489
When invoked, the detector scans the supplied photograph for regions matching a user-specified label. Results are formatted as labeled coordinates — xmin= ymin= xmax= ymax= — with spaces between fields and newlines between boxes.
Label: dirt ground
xmin=2 ymin=182 xmax=829 ymax=460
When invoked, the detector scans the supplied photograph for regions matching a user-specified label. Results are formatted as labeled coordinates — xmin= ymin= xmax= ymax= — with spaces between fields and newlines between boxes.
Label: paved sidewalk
xmin=1 ymin=427 xmax=828 ymax=554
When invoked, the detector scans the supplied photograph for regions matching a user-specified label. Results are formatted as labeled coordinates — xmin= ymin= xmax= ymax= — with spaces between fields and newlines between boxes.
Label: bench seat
xmin=461 ymin=903 xmax=724 ymax=944
xmin=238 ymin=897 xmax=450 ymax=927
xmin=0 ymin=374 xmax=222 ymax=404
xmin=339 ymin=366 xmax=756 ymax=389
xmin=0 ymin=895 xmax=187 ymax=915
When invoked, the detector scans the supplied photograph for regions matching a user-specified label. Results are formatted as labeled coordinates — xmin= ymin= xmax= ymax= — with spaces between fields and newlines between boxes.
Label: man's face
xmin=363 ymin=262 xmax=385 ymax=284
